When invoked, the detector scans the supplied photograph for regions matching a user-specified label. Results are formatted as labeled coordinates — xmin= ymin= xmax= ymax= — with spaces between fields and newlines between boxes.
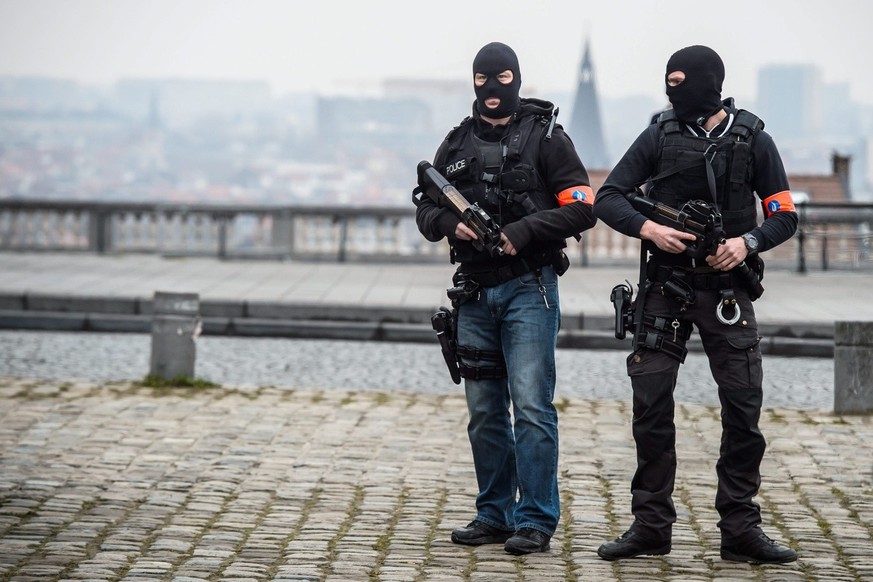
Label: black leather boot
xmin=450 ymin=520 xmax=513 ymax=546
xmin=504 ymin=528 xmax=551 ymax=555
xmin=721 ymin=531 xmax=798 ymax=564
xmin=597 ymin=528 xmax=671 ymax=561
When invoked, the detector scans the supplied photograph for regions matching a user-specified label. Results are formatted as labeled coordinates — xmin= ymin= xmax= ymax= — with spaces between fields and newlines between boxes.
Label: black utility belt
xmin=648 ymin=263 xmax=742 ymax=291
xmin=458 ymin=250 xmax=565 ymax=288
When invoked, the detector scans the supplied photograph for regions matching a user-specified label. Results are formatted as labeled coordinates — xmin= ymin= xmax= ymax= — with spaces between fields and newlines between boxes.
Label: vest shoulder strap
xmin=726 ymin=110 xmax=762 ymax=200
xmin=444 ymin=116 xmax=474 ymax=153
xmin=657 ymin=109 xmax=683 ymax=135
xmin=505 ymin=114 xmax=546 ymax=160
xmin=729 ymin=110 xmax=764 ymax=141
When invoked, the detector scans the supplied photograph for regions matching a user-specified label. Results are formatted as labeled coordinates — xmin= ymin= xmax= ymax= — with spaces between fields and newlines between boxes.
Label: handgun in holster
xmin=431 ymin=307 xmax=461 ymax=385
xmin=610 ymin=280 xmax=635 ymax=340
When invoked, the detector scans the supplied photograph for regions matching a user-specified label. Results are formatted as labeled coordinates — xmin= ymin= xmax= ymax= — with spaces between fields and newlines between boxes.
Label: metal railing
xmin=1 ymin=198 xmax=871 ymax=271
xmin=794 ymin=202 xmax=873 ymax=272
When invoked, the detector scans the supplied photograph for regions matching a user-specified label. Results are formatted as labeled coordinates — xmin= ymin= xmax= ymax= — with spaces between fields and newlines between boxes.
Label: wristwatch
xmin=742 ymin=232 xmax=759 ymax=255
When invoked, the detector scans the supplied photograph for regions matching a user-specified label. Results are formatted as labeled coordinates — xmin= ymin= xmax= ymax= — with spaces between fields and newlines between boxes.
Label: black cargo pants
xmin=627 ymin=282 xmax=765 ymax=543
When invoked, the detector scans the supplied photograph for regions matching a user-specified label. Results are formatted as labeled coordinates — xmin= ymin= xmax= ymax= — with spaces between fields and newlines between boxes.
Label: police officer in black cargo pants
xmin=593 ymin=45 xmax=799 ymax=564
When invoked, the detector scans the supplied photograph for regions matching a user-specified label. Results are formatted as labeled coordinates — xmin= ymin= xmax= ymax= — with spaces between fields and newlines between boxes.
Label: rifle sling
xmin=647 ymin=150 xmax=719 ymax=207
xmin=631 ymin=241 xmax=650 ymax=351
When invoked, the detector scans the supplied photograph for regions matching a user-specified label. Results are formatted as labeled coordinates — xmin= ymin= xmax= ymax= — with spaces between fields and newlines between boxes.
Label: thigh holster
xmin=636 ymin=314 xmax=693 ymax=363
xmin=457 ymin=345 xmax=507 ymax=380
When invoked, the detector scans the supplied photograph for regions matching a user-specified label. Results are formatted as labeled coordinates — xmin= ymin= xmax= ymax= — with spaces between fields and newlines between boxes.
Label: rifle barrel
xmin=635 ymin=195 xmax=707 ymax=234
xmin=418 ymin=162 xmax=472 ymax=214
xmin=443 ymin=187 xmax=471 ymax=213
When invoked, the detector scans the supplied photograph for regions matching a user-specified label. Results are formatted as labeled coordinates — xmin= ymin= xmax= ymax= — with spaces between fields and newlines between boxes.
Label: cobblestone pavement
xmin=0 ymin=378 xmax=871 ymax=582
xmin=0 ymin=331 xmax=835 ymax=410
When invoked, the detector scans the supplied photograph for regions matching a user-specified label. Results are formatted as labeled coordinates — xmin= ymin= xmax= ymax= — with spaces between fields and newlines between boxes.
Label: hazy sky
xmin=2 ymin=0 xmax=872 ymax=106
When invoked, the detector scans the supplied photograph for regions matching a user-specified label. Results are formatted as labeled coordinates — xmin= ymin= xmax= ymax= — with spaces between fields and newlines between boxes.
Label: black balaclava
xmin=665 ymin=45 xmax=725 ymax=126
xmin=472 ymin=42 xmax=521 ymax=119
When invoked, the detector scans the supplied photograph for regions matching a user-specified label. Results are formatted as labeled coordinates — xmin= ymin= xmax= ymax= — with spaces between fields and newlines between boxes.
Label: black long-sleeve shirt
xmin=594 ymin=105 xmax=798 ymax=255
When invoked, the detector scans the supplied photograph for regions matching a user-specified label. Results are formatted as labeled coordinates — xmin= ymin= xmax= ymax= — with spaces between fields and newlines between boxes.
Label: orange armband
xmin=557 ymin=185 xmax=594 ymax=206
xmin=761 ymin=190 xmax=796 ymax=217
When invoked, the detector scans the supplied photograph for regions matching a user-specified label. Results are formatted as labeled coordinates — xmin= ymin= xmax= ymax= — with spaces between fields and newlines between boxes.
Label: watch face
xmin=745 ymin=234 xmax=758 ymax=251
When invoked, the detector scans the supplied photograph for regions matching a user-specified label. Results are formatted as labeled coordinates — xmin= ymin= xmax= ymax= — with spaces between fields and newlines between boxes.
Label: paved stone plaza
xmin=1 ymin=377 xmax=871 ymax=581
xmin=1 ymin=252 xmax=872 ymax=580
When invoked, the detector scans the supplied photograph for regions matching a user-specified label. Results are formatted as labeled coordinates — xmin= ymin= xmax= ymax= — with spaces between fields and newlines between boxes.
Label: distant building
xmin=114 ymin=79 xmax=273 ymax=128
xmin=316 ymin=95 xmax=432 ymax=156
xmin=382 ymin=78 xmax=470 ymax=137
xmin=789 ymin=152 xmax=852 ymax=203
xmin=757 ymin=64 xmax=823 ymax=141
xmin=822 ymin=82 xmax=859 ymax=140
xmin=0 ymin=76 xmax=103 ymax=112
xmin=567 ymin=38 xmax=610 ymax=170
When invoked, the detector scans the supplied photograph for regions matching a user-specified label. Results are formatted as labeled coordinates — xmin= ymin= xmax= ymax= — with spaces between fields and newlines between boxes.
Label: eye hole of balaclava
xmin=472 ymin=41 xmax=522 ymax=119
xmin=665 ymin=45 xmax=725 ymax=126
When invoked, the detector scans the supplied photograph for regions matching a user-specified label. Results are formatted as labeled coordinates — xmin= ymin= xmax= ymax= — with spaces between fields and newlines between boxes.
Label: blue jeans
xmin=456 ymin=266 xmax=561 ymax=536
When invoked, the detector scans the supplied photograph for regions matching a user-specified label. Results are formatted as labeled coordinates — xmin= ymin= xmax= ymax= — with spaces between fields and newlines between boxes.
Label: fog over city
xmin=2 ymin=0 xmax=871 ymax=103
xmin=1 ymin=0 xmax=872 ymax=205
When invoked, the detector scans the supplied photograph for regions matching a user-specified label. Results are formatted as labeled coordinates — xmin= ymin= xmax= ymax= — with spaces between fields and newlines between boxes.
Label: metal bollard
xmin=150 ymin=291 xmax=201 ymax=380
xmin=834 ymin=321 xmax=873 ymax=414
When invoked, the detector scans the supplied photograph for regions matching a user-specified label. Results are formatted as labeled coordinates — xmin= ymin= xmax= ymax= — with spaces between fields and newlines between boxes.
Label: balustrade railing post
xmin=288 ymin=213 xmax=297 ymax=259
xmin=217 ymin=217 xmax=228 ymax=259
xmin=821 ymin=226 xmax=829 ymax=271
xmin=271 ymin=209 xmax=293 ymax=258
xmin=211 ymin=212 xmax=235 ymax=259
xmin=337 ymin=216 xmax=349 ymax=262
xmin=796 ymin=203 xmax=807 ymax=274
xmin=89 ymin=208 xmax=112 ymax=253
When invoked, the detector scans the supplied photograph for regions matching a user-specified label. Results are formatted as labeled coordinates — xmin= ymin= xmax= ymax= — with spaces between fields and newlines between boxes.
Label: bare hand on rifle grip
xmin=499 ymin=233 xmax=517 ymax=256
xmin=706 ymin=237 xmax=748 ymax=271
xmin=640 ymin=220 xmax=698 ymax=254
xmin=455 ymin=222 xmax=478 ymax=241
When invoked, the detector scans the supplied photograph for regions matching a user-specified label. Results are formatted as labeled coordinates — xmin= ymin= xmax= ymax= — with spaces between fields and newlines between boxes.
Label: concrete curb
xmin=0 ymin=308 xmax=835 ymax=357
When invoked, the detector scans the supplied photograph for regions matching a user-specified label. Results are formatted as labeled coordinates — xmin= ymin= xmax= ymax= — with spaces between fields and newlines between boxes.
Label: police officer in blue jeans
xmin=414 ymin=42 xmax=596 ymax=555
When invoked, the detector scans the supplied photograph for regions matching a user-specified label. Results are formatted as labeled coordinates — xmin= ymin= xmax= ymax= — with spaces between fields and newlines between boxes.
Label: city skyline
xmin=1 ymin=0 xmax=872 ymax=106
xmin=1 ymin=65 xmax=866 ymax=200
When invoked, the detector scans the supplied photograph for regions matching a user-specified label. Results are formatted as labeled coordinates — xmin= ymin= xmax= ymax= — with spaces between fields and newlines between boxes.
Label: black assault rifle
xmin=627 ymin=191 xmax=763 ymax=300
xmin=626 ymin=190 xmax=724 ymax=259
xmin=414 ymin=160 xmax=505 ymax=257
xmin=611 ymin=191 xmax=765 ymax=340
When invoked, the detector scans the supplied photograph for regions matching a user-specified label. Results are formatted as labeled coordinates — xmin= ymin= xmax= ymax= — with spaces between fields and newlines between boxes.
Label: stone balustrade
xmin=1 ymin=198 xmax=871 ymax=270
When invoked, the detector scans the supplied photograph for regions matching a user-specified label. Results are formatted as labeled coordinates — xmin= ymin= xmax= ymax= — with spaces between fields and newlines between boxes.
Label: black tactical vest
xmin=439 ymin=112 xmax=558 ymax=229
xmin=651 ymin=109 xmax=763 ymax=237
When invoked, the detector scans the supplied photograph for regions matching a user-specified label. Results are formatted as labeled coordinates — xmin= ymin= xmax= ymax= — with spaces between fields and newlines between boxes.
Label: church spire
xmin=568 ymin=37 xmax=610 ymax=169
